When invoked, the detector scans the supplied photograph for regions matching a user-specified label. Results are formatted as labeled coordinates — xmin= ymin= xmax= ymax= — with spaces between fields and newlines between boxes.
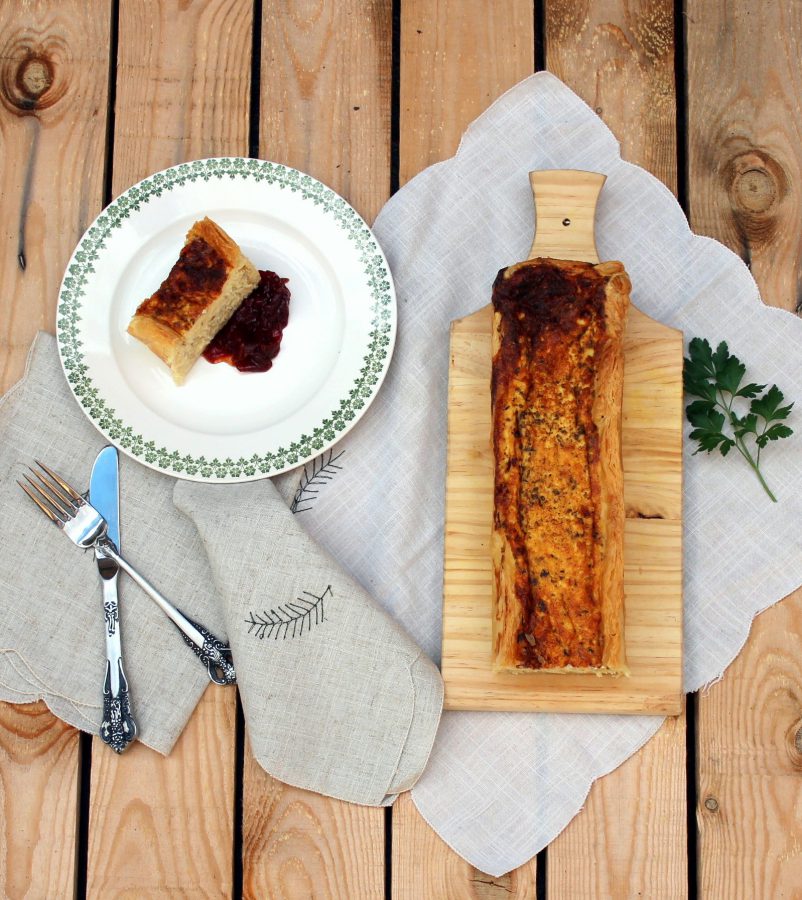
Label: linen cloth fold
xmin=174 ymin=481 xmax=442 ymax=803
xmin=0 ymin=333 xmax=442 ymax=806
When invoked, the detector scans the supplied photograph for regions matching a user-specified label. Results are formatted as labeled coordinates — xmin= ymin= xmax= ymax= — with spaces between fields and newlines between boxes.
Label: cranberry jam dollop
xmin=203 ymin=269 xmax=290 ymax=372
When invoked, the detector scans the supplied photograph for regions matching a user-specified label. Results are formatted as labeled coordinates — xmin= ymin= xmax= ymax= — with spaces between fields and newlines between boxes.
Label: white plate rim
xmin=56 ymin=157 xmax=396 ymax=482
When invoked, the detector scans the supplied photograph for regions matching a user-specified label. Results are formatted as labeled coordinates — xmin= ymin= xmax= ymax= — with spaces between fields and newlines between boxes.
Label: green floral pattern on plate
xmin=57 ymin=158 xmax=394 ymax=481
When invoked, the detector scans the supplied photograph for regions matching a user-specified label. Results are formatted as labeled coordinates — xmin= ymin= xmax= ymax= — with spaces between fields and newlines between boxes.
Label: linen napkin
xmin=0 ymin=334 xmax=442 ymax=805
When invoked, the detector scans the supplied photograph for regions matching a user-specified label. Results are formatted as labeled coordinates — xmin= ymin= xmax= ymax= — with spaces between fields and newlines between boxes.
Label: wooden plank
xmin=243 ymin=739 xmax=385 ymax=899
xmin=86 ymin=689 xmax=236 ymax=896
xmin=85 ymin=1 xmax=251 ymax=894
xmin=241 ymin=2 xmax=392 ymax=895
xmin=686 ymin=0 xmax=802 ymax=315
xmin=543 ymin=2 xmax=689 ymax=896
xmin=398 ymin=0 xmax=536 ymax=187
xmin=696 ymin=605 xmax=802 ymax=897
xmin=442 ymin=302 xmax=684 ymax=714
xmin=0 ymin=2 xmax=111 ymax=895
xmin=548 ymin=707 xmax=688 ymax=898
xmin=392 ymin=0 xmax=538 ymax=892
xmin=391 ymin=793 xmax=538 ymax=900
xmin=0 ymin=703 xmax=81 ymax=899
xmin=111 ymin=0 xmax=253 ymax=167
xmin=546 ymin=0 xmax=678 ymax=195
xmin=260 ymin=0 xmax=392 ymax=223
xmin=687 ymin=2 xmax=802 ymax=896
xmin=0 ymin=0 xmax=109 ymax=383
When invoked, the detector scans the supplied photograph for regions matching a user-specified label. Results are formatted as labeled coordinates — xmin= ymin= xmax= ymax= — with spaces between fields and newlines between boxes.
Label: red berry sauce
xmin=203 ymin=270 xmax=290 ymax=373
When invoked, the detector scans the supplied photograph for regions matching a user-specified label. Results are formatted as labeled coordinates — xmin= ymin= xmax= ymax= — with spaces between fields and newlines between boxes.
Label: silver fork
xmin=19 ymin=461 xmax=236 ymax=686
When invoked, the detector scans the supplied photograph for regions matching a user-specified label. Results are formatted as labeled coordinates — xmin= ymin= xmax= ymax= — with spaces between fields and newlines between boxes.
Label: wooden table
xmin=1 ymin=2 xmax=801 ymax=897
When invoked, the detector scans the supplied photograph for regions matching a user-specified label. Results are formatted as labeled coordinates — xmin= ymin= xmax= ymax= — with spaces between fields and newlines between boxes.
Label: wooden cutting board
xmin=440 ymin=170 xmax=684 ymax=715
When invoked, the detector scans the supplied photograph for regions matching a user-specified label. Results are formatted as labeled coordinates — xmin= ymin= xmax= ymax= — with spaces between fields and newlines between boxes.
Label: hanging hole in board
xmin=562 ymin=218 xmax=571 ymax=226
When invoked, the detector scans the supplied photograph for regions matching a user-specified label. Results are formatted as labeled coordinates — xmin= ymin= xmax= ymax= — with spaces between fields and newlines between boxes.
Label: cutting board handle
xmin=527 ymin=169 xmax=606 ymax=264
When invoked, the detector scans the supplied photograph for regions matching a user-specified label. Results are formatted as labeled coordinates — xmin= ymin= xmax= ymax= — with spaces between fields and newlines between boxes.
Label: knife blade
xmin=89 ymin=446 xmax=137 ymax=753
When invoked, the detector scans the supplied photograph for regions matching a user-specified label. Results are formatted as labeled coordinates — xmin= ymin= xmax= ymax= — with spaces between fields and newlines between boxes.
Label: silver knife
xmin=90 ymin=446 xmax=137 ymax=753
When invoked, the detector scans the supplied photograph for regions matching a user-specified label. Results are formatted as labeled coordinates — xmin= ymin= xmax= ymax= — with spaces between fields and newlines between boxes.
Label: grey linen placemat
xmin=0 ymin=333 xmax=443 ymax=805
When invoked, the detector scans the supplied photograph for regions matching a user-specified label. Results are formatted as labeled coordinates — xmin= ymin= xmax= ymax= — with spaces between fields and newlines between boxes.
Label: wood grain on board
xmin=260 ymin=0 xmax=392 ymax=224
xmin=87 ymin=688 xmax=236 ymax=897
xmin=686 ymin=0 xmax=802 ymax=312
xmin=0 ymin=1 xmax=111 ymax=896
xmin=687 ymin=1 xmax=802 ymax=896
xmin=0 ymin=0 xmax=111 ymax=387
xmin=391 ymin=793 xmax=538 ymax=900
xmin=392 ymin=0 xmax=539 ymax=892
xmin=546 ymin=0 xmax=678 ymax=194
xmin=85 ymin=1 xmax=251 ymax=894
xmin=243 ymin=739 xmax=385 ymax=900
xmin=398 ymin=0 xmax=535 ymax=186
xmin=548 ymin=707 xmax=689 ymax=899
xmin=241 ymin=2 xmax=392 ymax=895
xmin=0 ymin=703 xmax=80 ymax=900
xmin=543 ymin=1 xmax=688 ymax=896
xmin=112 ymin=0 xmax=253 ymax=173
xmin=442 ymin=302 xmax=683 ymax=714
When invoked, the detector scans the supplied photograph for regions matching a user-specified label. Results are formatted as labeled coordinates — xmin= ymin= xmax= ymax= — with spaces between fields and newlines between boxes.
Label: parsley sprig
xmin=683 ymin=338 xmax=793 ymax=502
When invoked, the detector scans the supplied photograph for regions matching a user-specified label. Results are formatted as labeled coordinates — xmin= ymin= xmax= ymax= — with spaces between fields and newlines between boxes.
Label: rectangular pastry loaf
xmin=128 ymin=217 xmax=259 ymax=384
xmin=491 ymin=257 xmax=630 ymax=675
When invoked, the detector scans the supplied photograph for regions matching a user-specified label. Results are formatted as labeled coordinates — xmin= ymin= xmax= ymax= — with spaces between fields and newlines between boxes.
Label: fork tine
xmin=25 ymin=470 xmax=72 ymax=520
xmin=18 ymin=480 xmax=63 ymax=523
xmin=34 ymin=460 xmax=83 ymax=502
xmin=30 ymin=464 xmax=80 ymax=511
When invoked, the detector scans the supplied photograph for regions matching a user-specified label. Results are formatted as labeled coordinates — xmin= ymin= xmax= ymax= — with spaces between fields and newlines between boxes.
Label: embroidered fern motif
xmin=291 ymin=449 xmax=345 ymax=513
xmin=245 ymin=586 xmax=330 ymax=640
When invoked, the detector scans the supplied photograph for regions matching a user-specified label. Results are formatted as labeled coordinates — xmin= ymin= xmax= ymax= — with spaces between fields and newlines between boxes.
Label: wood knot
xmin=733 ymin=167 xmax=775 ymax=214
xmin=18 ymin=55 xmax=53 ymax=101
xmin=704 ymin=796 xmax=719 ymax=812
xmin=787 ymin=718 xmax=802 ymax=770
xmin=723 ymin=150 xmax=787 ymax=250
xmin=1 ymin=37 xmax=66 ymax=115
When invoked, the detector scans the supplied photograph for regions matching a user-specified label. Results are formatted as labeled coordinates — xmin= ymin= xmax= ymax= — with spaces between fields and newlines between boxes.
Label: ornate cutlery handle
xmin=96 ymin=537 xmax=237 ymax=685
xmin=177 ymin=616 xmax=237 ymax=685
xmin=100 ymin=658 xmax=137 ymax=753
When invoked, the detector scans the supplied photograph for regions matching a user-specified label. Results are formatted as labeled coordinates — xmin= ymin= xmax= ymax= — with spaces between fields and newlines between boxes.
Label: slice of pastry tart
xmin=127 ymin=217 xmax=259 ymax=384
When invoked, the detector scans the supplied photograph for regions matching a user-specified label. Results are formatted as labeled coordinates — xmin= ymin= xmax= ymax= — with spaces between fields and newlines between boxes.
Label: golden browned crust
xmin=491 ymin=257 xmax=630 ymax=675
xmin=127 ymin=217 xmax=259 ymax=383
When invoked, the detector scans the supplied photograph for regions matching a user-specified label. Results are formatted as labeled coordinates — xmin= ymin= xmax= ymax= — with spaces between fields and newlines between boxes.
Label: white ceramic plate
xmin=57 ymin=158 xmax=396 ymax=482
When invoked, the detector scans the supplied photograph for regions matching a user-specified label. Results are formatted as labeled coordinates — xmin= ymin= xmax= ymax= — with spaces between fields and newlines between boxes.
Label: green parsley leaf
xmin=712 ymin=341 xmax=731 ymax=377
xmin=715 ymin=354 xmax=746 ymax=395
xmin=686 ymin=404 xmax=734 ymax=455
xmin=750 ymin=384 xmax=794 ymax=421
xmin=732 ymin=413 xmax=758 ymax=438
xmin=735 ymin=382 xmax=766 ymax=399
xmin=688 ymin=337 xmax=715 ymax=373
xmin=756 ymin=423 xmax=793 ymax=447
xmin=683 ymin=369 xmax=718 ymax=402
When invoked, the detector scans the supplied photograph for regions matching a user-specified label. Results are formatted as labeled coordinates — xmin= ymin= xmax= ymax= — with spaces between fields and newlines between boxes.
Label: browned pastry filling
xmin=136 ymin=238 xmax=231 ymax=333
xmin=491 ymin=257 xmax=629 ymax=674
